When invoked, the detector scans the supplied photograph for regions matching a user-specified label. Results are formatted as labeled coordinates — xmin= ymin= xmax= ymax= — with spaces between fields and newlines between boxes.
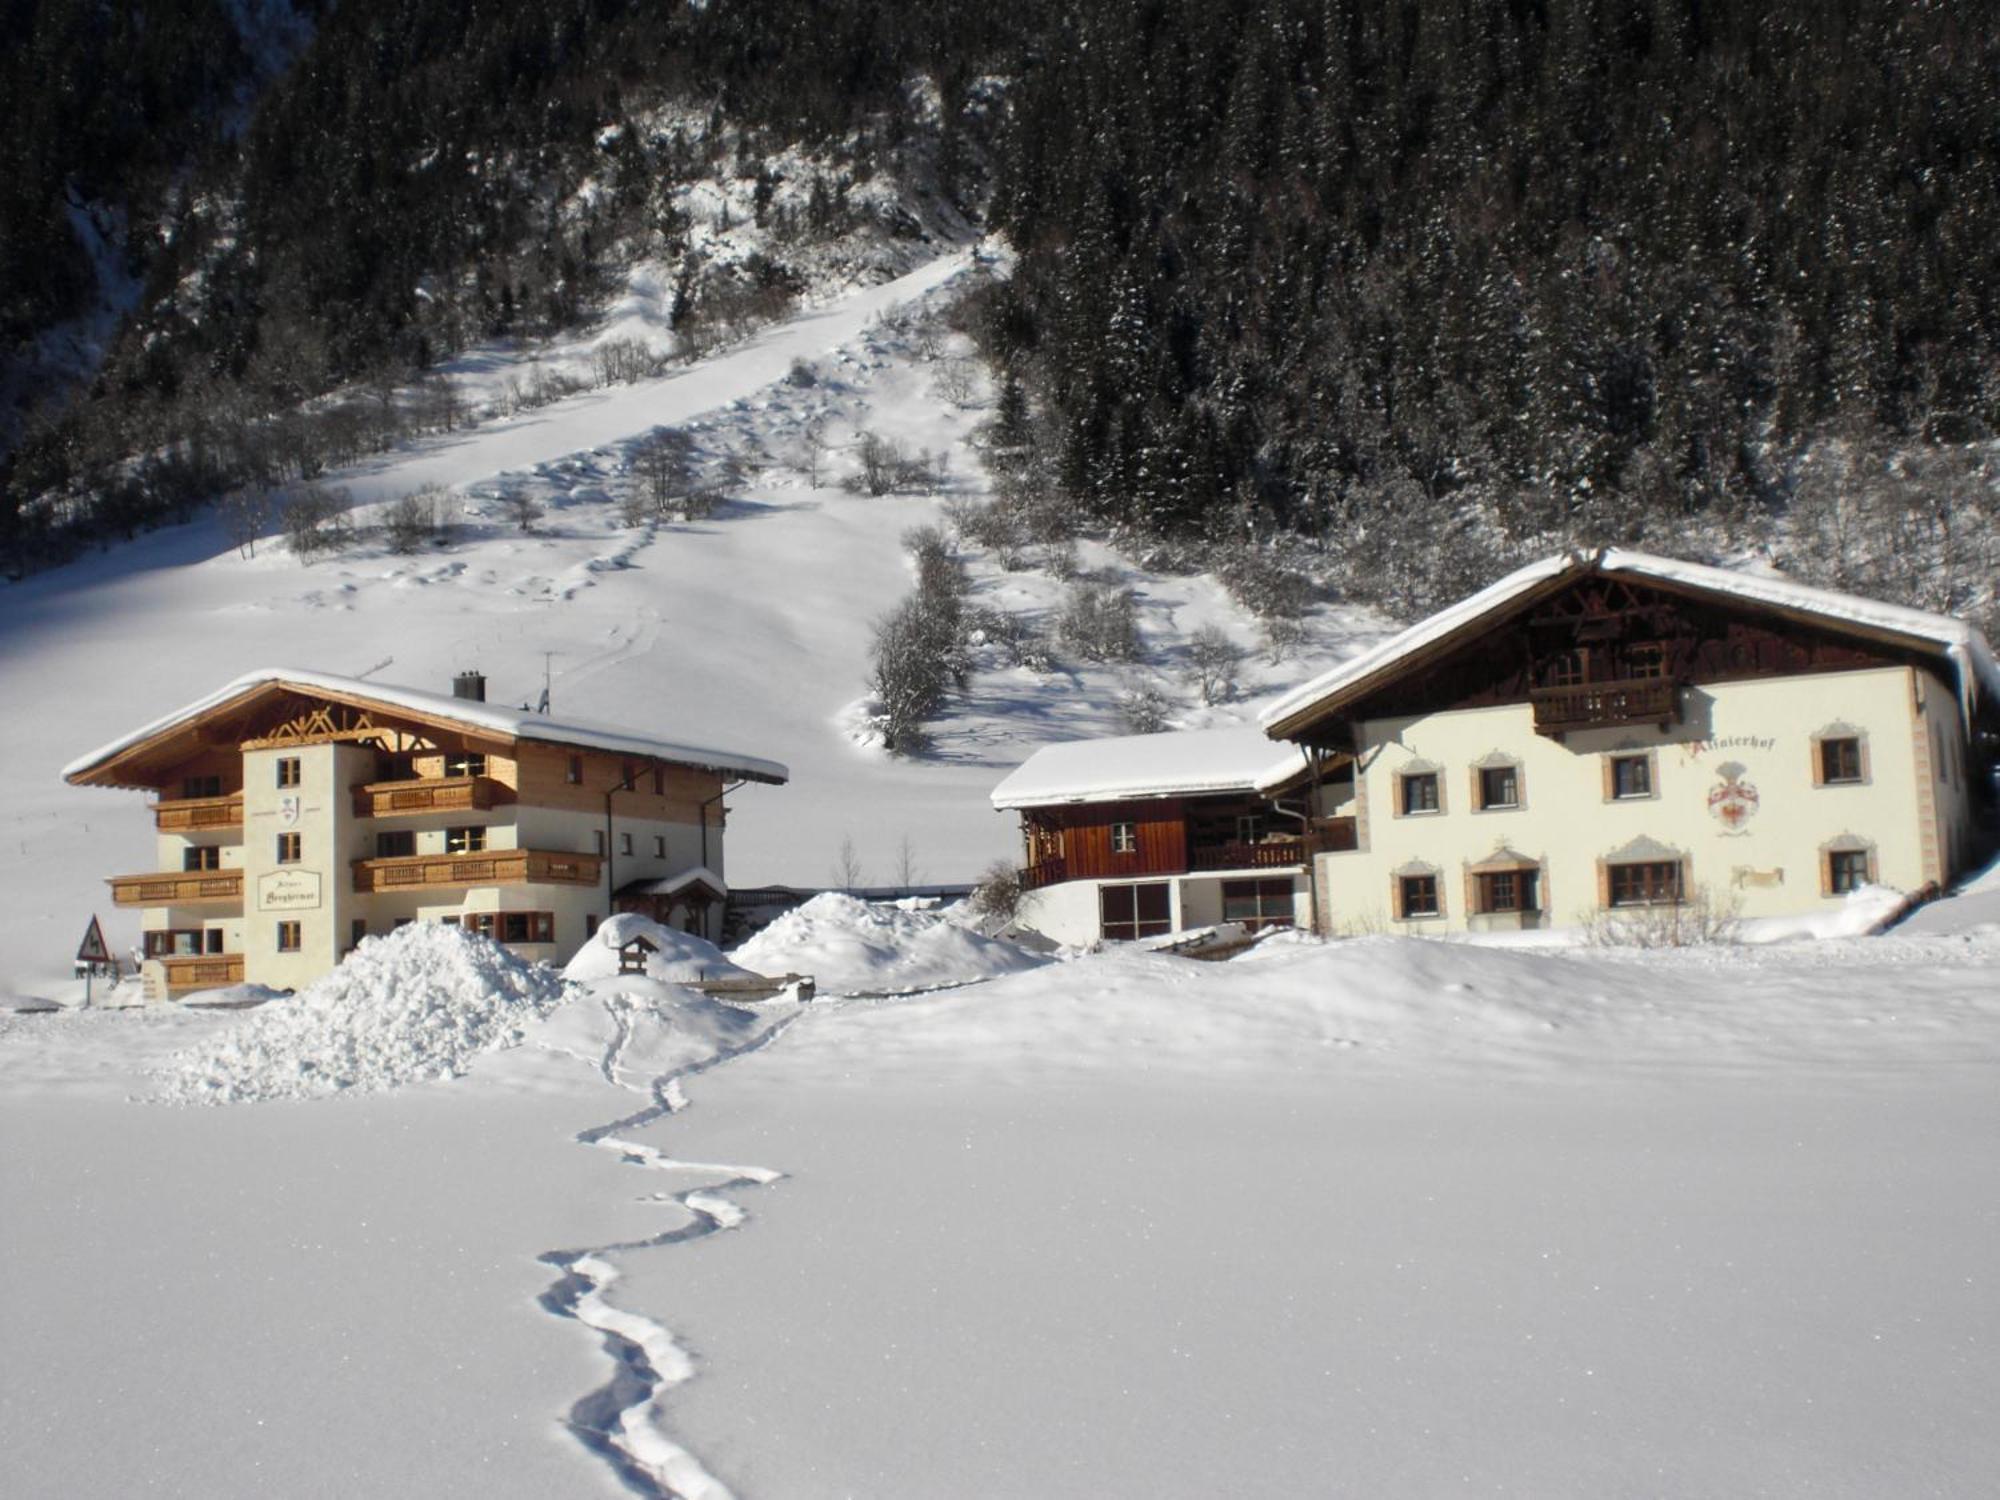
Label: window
xmin=276 ymin=833 xmax=301 ymax=864
xmin=1609 ymin=861 xmax=1682 ymax=907
xmin=654 ymin=836 xmax=666 ymax=858
xmin=351 ymin=919 xmax=367 ymax=946
xmin=1828 ymin=849 xmax=1872 ymax=894
xmin=1222 ymin=879 xmax=1294 ymax=932
xmin=469 ymin=911 xmax=556 ymax=944
xmin=144 ymin=930 xmax=205 ymax=958
xmin=1820 ymin=737 xmax=1863 ymax=785
xmin=1475 ymin=869 xmax=1540 ymax=914
xmin=444 ymin=752 xmax=486 ymax=778
xmin=620 ymin=832 xmax=634 ymax=856
xmin=276 ymin=920 xmax=302 ymax=952
xmin=206 ymin=929 xmax=225 ymax=954
xmin=1477 ymin=765 xmax=1520 ymax=810
xmin=276 ymin=757 xmax=301 ymax=788
xmin=1400 ymin=772 xmax=1440 ymax=815
xmin=1609 ymin=754 xmax=1652 ymax=799
xmin=1110 ymin=821 xmax=1138 ymax=854
xmin=1398 ymin=874 xmax=1440 ymax=918
xmin=652 ymin=767 xmax=664 ymax=796
xmin=566 ymin=754 xmax=583 ymax=785
xmin=376 ymin=830 xmax=416 ymax=858
xmin=181 ymin=775 xmax=223 ymax=799
xmin=446 ymin=826 xmax=486 ymax=854
xmin=183 ymin=846 xmax=221 ymax=872
xmin=592 ymin=830 xmax=605 ymax=856
xmin=1100 ymin=883 xmax=1171 ymax=941
xmin=1235 ymin=813 xmax=1265 ymax=844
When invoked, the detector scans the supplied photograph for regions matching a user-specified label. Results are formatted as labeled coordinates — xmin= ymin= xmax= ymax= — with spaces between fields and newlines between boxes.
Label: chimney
xmin=452 ymin=671 xmax=487 ymax=702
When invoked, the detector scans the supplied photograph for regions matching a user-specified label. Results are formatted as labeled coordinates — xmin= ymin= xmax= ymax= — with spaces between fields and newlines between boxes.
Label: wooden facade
xmin=1020 ymin=795 xmax=1315 ymax=889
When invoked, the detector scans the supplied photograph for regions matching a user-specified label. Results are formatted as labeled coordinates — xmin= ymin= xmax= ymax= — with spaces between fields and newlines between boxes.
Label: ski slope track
xmin=539 ymin=996 xmax=799 ymax=1500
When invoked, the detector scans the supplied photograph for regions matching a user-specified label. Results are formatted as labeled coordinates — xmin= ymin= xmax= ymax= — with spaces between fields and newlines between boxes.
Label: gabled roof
xmin=63 ymin=668 xmax=789 ymax=789
xmin=1261 ymin=549 xmax=2000 ymax=741
xmin=992 ymin=726 xmax=1311 ymax=811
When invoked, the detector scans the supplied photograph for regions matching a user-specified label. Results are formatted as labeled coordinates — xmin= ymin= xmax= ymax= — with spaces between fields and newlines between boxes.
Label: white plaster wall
xmin=1317 ymin=666 xmax=1943 ymax=934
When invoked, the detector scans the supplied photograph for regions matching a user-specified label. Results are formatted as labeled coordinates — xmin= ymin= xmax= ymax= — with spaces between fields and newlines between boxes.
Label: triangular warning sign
xmin=76 ymin=916 xmax=112 ymax=965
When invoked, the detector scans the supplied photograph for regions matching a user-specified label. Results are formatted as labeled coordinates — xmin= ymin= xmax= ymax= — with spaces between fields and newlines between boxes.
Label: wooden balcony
xmin=1021 ymin=856 xmax=1067 ymax=891
xmin=351 ymin=848 xmax=601 ymax=894
xmin=1531 ymin=676 xmax=1679 ymax=736
xmin=1189 ymin=838 xmax=1308 ymax=871
xmin=152 ymin=792 xmax=243 ymax=833
xmin=352 ymin=776 xmax=502 ymax=819
xmin=110 ymin=869 xmax=244 ymax=907
xmin=160 ymin=954 xmax=245 ymax=992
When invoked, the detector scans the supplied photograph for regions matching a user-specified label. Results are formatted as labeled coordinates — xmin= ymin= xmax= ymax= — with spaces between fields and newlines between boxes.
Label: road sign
xmin=76 ymin=915 xmax=111 ymax=966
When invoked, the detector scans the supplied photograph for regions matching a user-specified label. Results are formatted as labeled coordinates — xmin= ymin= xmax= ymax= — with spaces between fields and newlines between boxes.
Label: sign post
xmin=75 ymin=915 xmax=112 ymax=1009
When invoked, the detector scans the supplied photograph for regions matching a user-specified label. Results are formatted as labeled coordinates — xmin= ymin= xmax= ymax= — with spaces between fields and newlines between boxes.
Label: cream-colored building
xmin=1261 ymin=550 xmax=1997 ymax=935
xmin=65 ymin=669 xmax=787 ymax=998
xmin=992 ymin=727 xmax=1325 ymax=947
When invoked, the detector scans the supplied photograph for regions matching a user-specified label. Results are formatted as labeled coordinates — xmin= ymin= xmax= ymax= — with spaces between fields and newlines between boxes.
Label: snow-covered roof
xmin=63 ymin=668 xmax=789 ymax=786
xmin=618 ymin=865 xmax=728 ymax=897
xmin=1262 ymin=549 xmax=2000 ymax=738
xmin=991 ymin=727 xmax=1311 ymax=810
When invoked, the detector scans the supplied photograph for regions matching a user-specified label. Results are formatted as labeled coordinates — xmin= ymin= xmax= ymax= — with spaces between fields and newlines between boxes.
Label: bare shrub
xmin=500 ymin=489 xmax=544 ymax=531
xmin=1059 ymin=583 xmax=1140 ymax=662
xmin=218 ymin=487 xmax=273 ymax=559
xmin=967 ymin=607 xmax=1055 ymax=673
xmin=592 ymin=336 xmax=666 ymax=388
xmin=1186 ymin=623 xmax=1245 ymax=705
xmin=384 ymin=485 xmax=450 ymax=553
xmin=1261 ymin=616 xmax=1309 ymax=663
xmin=635 ymin=427 xmax=697 ymax=518
xmin=283 ymin=486 xmax=353 ymax=562
xmin=931 ymin=356 xmax=977 ymax=407
xmin=1583 ymin=885 xmax=1741 ymax=948
xmin=970 ymin=860 xmax=1027 ymax=926
xmin=1118 ymin=680 xmax=1171 ymax=734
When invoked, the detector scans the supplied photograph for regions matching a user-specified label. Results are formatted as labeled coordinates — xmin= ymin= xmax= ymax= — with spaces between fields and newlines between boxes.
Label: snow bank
xmin=158 ymin=924 xmax=577 ymax=1104
xmin=562 ymin=913 xmax=760 ymax=985
xmin=729 ymin=894 xmax=1048 ymax=995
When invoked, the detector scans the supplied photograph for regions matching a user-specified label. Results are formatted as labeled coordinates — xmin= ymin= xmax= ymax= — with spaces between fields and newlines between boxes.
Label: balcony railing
xmin=351 ymin=848 xmax=601 ymax=894
xmin=1530 ymin=676 xmax=1679 ymax=736
xmin=152 ymin=792 xmax=243 ymax=833
xmin=352 ymin=775 xmax=500 ymax=819
xmin=110 ymin=869 xmax=244 ymax=907
xmin=1189 ymin=838 xmax=1308 ymax=871
xmin=159 ymin=954 xmax=245 ymax=991
xmin=1021 ymin=856 xmax=1067 ymax=891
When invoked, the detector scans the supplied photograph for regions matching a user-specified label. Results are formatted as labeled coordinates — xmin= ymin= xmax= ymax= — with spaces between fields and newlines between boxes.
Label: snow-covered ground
xmin=5 ymin=892 xmax=1999 ymax=1497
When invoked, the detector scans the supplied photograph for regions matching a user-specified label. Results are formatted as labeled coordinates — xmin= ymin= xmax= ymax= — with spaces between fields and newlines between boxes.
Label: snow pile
xmin=562 ymin=913 xmax=761 ymax=986
xmin=729 ymin=893 xmax=1048 ymax=995
xmin=158 ymin=924 xmax=578 ymax=1104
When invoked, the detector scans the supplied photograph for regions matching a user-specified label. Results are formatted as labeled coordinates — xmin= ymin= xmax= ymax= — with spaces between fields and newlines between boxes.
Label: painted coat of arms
xmin=1706 ymin=761 xmax=1760 ymax=833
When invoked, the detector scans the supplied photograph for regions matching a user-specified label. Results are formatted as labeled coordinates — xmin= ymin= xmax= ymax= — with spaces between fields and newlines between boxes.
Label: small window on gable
xmin=1609 ymin=753 xmax=1653 ymax=800
xmin=275 ymin=833 xmax=301 ymax=864
xmin=1397 ymin=873 xmax=1440 ymax=919
xmin=1110 ymin=821 xmax=1138 ymax=854
xmin=1400 ymin=772 xmax=1440 ymax=816
xmin=276 ymin=757 xmax=301 ymax=788
xmin=1476 ymin=764 xmax=1519 ymax=810
xmin=276 ymin=920 xmax=302 ymax=952
xmin=1820 ymin=737 xmax=1863 ymax=785
xmin=652 ymin=767 xmax=664 ymax=796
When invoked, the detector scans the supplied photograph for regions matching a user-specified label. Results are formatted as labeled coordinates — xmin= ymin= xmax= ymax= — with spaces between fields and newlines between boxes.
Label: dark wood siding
xmin=1059 ymin=799 xmax=1187 ymax=879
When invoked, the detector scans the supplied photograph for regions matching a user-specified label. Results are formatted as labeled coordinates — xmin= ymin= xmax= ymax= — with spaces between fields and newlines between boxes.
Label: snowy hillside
xmin=0 ymin=247 xmax=1391 ymax=1002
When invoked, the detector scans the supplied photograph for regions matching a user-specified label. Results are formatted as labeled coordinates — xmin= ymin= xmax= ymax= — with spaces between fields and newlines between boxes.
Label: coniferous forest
xmin=4 ymin=0 xmax=1996 ymax=624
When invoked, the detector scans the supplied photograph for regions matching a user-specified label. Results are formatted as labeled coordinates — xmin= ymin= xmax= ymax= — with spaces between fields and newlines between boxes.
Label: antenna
xmin=538 ymin=651 xmax=555 ymax=714
xmin=355 ymin=656 xmax=394 ymax=681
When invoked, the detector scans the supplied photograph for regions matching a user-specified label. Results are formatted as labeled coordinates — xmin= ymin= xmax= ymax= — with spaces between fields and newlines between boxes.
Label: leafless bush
xmin=847 ymin=431 xmax=943 ymax=496
xmin=218 ymin=487 xmax=273 ymax=559
xmin=592 ymin=336 xmax=667 ymax=388
xmin=384 ymin=484 xmax=451 ymax=553
xmin=635 ymin=427 xmax=697 ymax=518
xmin=967 ymin=607 xmax=1056 ymax=673
xmin=1118 ymin=681 xmax=1171 ymax=734
xmin=1038 ymin=539 xmax=1080 ymax=580
xmin=1186 ymin=624 xmax=1245 ymax=705
xmin=1261 ymin=616 xmax=1309 ymax=663
xmin=932 ymin=357 xmax=978 ymax=407
xmin=499 ymin=489 xmax=544 ymax=531
xmin=1583 ymin=885 xmax=1741 ymax=948
xmin=970 ymin=860 xmax=1027 ymax=926
xmin=283 ymin=486 xmax=353 ymax=562
xmin=1059 ymin=583 xmax=1141 ymax=662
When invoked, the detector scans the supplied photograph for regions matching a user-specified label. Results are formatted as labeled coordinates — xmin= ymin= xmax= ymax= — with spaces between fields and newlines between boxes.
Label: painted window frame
xmin=1474 ymin=867 xmax=1540 ymax=915
xmin=1606 ymin=859 xmax=1684 ymax=908
xmin=1811 ymin=726 xmax=1869 ymax=788
xmin=1396 ymin=872 xmax=1442 ymax=920
xmin=1474 ymin=761 xmax=1523 ymax=812
xmin=275 ymin=832 xmax=302 ymax=864
xmin=276 ymin=757 xmax=301 ymax=788
xmin=1604 ymin=751 xmax=1657 ymax=801
xmin=1398 ymin=771 xmax=1442 ymax=817
xmin=276 ymin=920 xmax=302 ymax=952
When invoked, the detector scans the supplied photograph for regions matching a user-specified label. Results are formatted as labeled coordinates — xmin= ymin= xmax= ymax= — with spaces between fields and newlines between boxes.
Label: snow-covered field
xmin=5 ymin=899 xmax=1999 ymax=1497
xmin=5 ymin=248 xmax=1999 ymax=1498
